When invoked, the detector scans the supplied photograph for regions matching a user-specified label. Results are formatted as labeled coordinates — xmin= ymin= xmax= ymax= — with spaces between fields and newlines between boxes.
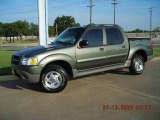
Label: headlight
xmin=21 ymin=57 xmax=38 ymax=65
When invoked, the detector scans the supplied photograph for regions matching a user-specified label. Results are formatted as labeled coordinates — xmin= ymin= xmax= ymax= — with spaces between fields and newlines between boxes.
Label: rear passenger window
xmin=105 ymin=28 xmax=123 ymax=45
xmin=82 ymin=29 xmax=103 ymax=47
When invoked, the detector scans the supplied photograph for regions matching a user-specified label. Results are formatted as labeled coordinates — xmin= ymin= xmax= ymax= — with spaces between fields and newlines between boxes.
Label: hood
xmin=14 ymin=44 xmax=68 ymax=57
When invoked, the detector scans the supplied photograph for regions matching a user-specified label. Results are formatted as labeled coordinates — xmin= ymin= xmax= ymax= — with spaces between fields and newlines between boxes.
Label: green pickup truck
xmin=11 ymin=24 xmax=153 ymax=93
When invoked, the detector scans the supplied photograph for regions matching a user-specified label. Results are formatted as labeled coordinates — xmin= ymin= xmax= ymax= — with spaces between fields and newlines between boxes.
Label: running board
xmin=74 ymin=64 xmax=126 ymax=78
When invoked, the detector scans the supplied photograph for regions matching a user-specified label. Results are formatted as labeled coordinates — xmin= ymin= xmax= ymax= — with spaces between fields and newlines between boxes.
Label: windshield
xmin=53 ymin=27 xmax=85 ymax=45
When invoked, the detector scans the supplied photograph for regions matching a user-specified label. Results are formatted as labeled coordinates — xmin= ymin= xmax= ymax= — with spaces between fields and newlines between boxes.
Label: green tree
xmin=131 ymin=29 xmax=143 ymax=33
xmin=12 ymin=22 xmax=19 ymax=42
xmin=1 ymin=20 xmax=30 ymax=42
xmin=30 ymin=23 xmax=39 ymax=39
xmin=153 ymin=27 xmax=160 ymax=32
xmin=2 ymin=23 xmax=11 ymax=42
xmin=14 ymin=20 xmax=30 ymax=40
xmin=54 ymin=15 xmax=80 ymax=35
xmin=49 ymin=26 xmax=54 ymax=36
xmin=0 ymin=22 xmax=3 ymax=37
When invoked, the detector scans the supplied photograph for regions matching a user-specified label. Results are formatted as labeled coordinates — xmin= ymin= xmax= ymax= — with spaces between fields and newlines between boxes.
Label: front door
xmin=76 ymin=28 xmax=106 ymax=70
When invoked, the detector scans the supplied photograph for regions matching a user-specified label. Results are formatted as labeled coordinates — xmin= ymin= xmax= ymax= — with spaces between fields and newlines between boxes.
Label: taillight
xmin=150 ymin=39 xmax=153 ymax=49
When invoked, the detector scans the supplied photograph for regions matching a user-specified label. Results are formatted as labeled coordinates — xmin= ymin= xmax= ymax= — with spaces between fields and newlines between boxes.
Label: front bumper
xmin=12 ymin=65 xmax=43 ymax=83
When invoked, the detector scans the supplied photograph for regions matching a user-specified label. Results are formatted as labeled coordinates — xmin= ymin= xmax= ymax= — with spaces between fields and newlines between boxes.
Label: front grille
xmin=11 ymin=55 xmax=21 ymax=65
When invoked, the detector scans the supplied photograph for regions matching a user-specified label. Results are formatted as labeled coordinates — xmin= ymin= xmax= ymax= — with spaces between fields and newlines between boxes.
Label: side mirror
xmin=79 ymin=40 xmax=88 ymax=48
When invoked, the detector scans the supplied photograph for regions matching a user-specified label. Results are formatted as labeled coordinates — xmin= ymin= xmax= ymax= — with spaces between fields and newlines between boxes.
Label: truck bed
xmin=128 ymin=38 xmax=151 ymax=49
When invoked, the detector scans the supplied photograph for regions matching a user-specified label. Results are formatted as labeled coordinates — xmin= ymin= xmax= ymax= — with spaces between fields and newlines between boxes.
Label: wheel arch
xmin=128 ymin=47 xmax=147 ymax=62
xmin=39 ymin=60 xmax=74 ymax=84
xmin=39 ymin=54 xmax=76 ymax=82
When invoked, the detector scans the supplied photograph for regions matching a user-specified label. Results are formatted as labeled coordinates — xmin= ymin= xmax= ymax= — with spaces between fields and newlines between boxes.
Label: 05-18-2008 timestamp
xmin=103 ymin=104 xmax=151 ymax=111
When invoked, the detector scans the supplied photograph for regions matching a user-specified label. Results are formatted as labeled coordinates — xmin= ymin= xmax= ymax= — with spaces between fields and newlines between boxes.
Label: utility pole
xmin=149 ymin=7 xmax=153 ymax=38
xmin=111 ymin=0 xmax=118 ymax=25
xmin=87 ymin=0 xmax=94 ymax=24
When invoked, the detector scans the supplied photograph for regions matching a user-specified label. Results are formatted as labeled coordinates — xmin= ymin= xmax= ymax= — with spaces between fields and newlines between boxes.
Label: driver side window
xmin=82 ymin=29 xmax=103 ymax=47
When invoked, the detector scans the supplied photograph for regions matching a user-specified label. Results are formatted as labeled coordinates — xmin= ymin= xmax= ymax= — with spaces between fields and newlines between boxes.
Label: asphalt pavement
xmin=0 ymin=59 xmax=160 ymax=120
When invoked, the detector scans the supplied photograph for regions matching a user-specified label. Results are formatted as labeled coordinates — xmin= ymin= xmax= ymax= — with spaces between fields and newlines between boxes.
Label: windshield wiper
xmin=63 ymin=42 xmax=73 ymax=45
xmin=56 ymin=41 xmax=73 ymax=45
xmin=55 ymin=41 xmax=66 ymax=45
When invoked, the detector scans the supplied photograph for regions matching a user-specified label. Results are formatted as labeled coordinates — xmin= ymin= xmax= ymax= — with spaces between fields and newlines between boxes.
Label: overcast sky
xmin=0 ymin=0 xmax=160 ymax=31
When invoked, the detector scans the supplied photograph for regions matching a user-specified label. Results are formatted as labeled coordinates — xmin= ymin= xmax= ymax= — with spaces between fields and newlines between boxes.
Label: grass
xmin=0 ymin=50 xmax=17 ymax=76
xmin=0 ymin=48 xmax=160 ymax=76
xmin=153 ymin=48 xmax=160 ymax=57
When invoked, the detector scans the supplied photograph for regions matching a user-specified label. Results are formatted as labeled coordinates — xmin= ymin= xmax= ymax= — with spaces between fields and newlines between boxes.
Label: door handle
xmin=122 ymin=45 xmax=126 ymax=48
xmin=99 ymin=48 xmax=104 ymax=51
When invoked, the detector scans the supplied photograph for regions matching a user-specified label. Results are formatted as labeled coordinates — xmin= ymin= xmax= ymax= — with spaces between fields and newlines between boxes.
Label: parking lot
xmin=0 ymin=59 xmax=160 ymax=120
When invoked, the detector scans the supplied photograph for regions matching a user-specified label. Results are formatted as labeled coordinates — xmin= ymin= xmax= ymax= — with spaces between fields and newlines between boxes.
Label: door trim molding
xmin=77 ymin=56 xmax=106 ymax=63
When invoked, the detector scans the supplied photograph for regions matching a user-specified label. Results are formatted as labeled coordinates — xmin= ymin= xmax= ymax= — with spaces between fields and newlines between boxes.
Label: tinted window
xmin=82 ymin=29 xmax=103 ymax=47
xmin=105 ymin=28 xmax=123 ymax=45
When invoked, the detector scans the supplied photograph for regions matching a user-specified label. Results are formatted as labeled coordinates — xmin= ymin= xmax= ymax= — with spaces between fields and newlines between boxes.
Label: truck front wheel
xmin=129 ymin=54 xmax=145 ymax=75
xmin=41 ymin=65 xmax=68 ymax=93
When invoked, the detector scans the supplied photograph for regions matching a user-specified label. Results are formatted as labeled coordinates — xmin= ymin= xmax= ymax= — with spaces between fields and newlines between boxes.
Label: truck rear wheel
xmin=129 ymin=54 xmax=145 ymax=75
xmin=41 ymin=65 xmax=68 ymax=93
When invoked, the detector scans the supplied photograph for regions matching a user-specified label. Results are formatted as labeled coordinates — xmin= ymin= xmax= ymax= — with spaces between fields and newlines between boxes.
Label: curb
xmin=0 ymin=75 xmax=19 ymax=82
xmin=152 ymin=57 xmax=160 ymax=61
xmin=0 ymin=46 xmax=34 ymax=51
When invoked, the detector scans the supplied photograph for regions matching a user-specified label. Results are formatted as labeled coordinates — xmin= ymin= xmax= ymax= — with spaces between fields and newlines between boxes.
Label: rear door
xmin=104 ymin=27 xmax=129 ymax=65
xmin=76 ymin=28 xmax=106 ymax=70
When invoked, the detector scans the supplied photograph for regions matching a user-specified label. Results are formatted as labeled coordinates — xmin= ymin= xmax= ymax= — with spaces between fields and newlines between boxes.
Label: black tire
xmin=129 ymin=54 xmax=145 ymax=75
xmin=41 ymin=64 xmax=68 ymax=93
